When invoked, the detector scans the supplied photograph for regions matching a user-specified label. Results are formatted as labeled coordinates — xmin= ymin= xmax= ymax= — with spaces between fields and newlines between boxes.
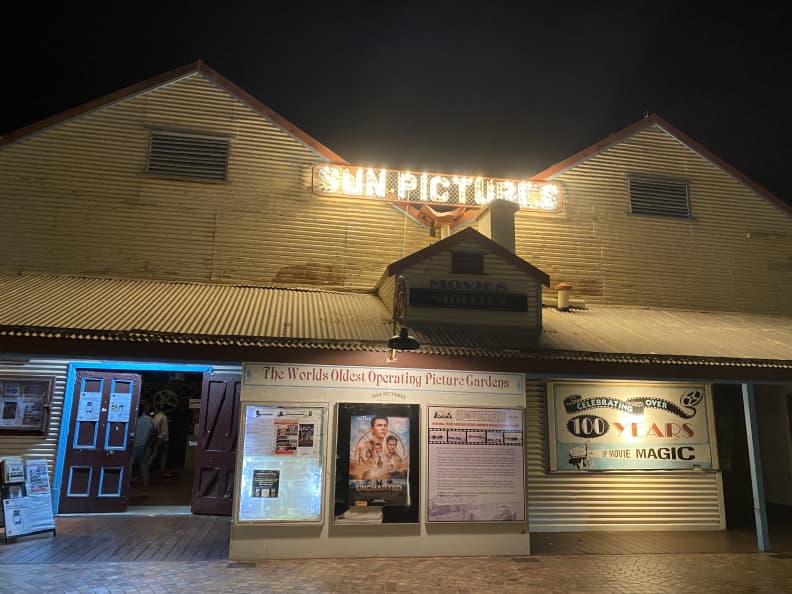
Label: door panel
xmin=59 ymin=371 xmax=141 ymax=514
xmin=191 ymin=374 xmax=241 ymax=516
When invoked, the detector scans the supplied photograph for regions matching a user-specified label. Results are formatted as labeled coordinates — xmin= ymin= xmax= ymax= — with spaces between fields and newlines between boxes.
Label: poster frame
xmin=546 ymin=379 xmax=719 ymax=473
xmin=233 ymin=401 xmax=328 ymax=526
xmin=333 ymin=402 xmax=420 ymax=525
xmin=0 ymin=376 xmax=54 ymax=436
xmin=426 ymin=405 xmax=526 ymax=524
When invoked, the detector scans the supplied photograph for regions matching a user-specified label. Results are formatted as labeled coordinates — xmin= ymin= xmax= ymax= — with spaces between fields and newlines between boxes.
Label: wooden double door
xmin=59 ymin=370 xmax=240 ymax=516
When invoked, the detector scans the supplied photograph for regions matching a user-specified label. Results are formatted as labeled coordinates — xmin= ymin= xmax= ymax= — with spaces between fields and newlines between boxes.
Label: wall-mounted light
xmin=386 ymin=327 xmax=420 ymax=363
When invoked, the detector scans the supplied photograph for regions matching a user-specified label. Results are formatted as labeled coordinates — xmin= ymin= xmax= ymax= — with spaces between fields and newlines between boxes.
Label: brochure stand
xmin=1 ymin=459 xmax=56 ymax=543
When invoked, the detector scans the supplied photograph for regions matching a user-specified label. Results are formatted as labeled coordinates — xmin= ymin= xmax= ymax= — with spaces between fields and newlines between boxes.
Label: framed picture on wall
xmin=0 ymin=376 xmax=54 ymax=436
xmin=333 ymin=403 xmax=420 ymax=524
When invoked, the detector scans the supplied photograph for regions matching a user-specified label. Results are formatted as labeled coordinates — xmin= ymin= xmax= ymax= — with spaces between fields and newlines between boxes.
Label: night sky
xmin=3 ymin=6 xmax=790 ymax=204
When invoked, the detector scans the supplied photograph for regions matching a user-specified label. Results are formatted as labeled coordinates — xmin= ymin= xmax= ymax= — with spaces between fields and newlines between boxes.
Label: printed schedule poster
xmin=427 ymin=406 xmax=525 ymax=522
xmin=251 ymin=470 xmax=280 ymax=498
xmin=235 ymin=404 xmax=325 ymax=523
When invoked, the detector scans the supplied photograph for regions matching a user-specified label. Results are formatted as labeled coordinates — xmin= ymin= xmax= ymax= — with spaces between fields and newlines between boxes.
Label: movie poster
xmin=348 ymin=412 xmax=410 ymax=506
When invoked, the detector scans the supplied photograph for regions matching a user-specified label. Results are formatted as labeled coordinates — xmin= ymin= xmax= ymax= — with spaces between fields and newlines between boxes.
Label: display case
xmin=233 ymin=403 xmax=327 ymax=525
xmin=0 ymin=376 xmax=54 ymax=436
xmin=333 ymin=402 xmax=420 ymax=524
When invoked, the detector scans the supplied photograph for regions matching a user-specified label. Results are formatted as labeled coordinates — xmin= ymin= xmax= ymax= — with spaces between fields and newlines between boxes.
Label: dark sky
xmin=4 ymin=5 xmax=791 ymax=204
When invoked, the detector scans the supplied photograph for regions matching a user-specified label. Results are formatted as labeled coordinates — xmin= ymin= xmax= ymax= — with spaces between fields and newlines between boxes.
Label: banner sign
xmin=246 ymin=363 xmax=523 ymax=396
xmin=549 ymin=381 xmax=714 ymax=471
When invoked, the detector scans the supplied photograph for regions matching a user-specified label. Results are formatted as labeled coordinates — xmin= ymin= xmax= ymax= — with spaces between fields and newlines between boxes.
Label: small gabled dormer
xmin=376 ymin=226 xmax=550 ymax=330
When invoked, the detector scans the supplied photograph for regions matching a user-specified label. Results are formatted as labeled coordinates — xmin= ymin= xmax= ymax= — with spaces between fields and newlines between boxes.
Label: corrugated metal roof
xmin=1 ymin=274 xmax=791 ymax=368
xmin=0 ymin=274 xmax=393 ymax=343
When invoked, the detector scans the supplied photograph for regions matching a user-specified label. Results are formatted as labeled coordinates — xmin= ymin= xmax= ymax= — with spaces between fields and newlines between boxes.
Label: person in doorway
xmin=131 ymin=402 xmax=154 ymax=494
xmin=148 ymin=404 xmax=173 ymax=478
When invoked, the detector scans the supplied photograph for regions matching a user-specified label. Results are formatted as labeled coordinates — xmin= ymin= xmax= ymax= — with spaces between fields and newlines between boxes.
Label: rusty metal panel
xmin=517 ymin=125 xmax=792 ymax=315
xmin=524 ymin=380 xmax=724 ymax=531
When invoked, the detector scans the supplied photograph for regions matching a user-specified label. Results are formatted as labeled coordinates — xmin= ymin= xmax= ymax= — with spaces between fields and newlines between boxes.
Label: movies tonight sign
xmin=549 ymin=381 xmax=714 ymax=471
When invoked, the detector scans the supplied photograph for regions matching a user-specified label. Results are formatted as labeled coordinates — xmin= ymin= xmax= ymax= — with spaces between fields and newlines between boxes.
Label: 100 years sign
xmin=548 ymin=381 xmax=716 ymax=471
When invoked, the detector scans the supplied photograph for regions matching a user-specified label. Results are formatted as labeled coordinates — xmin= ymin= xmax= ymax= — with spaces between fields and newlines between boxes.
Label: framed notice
xmin=427 ymin=406 xmax=525 ymax=522
xmin=0 ymin=376 xmax=54 ymax=436
xmin=334 ymin=403 xmax=420 ymax=524
xmin=547 ymin=380 xmax=716 ymax=471
xmin=234 ymin=403 xmax=327 ymax=524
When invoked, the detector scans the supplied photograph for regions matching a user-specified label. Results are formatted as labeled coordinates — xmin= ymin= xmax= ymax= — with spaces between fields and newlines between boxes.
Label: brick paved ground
xmin=1 ymin=553 xmax=791 ymax=593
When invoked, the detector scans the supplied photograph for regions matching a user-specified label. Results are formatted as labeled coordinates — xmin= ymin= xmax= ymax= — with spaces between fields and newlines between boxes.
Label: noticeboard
xmin=234 ymin=403 xmax=327 ymax=525
xmin=0 ymin=376 xmax=54 ymax=436
xmin=427 ymin=406 xmax=525 ymax=523
xmin=1 ymin=459 xmax=55 ymax=542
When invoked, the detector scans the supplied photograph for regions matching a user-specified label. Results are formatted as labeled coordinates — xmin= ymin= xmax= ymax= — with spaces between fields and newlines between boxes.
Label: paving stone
xmin=1 ymin=554 xmax=791 ymax=593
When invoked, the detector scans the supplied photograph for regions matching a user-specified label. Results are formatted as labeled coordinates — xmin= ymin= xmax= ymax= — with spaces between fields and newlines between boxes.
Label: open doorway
xmin=712 ymin=384 xmax=754 ymax=529
xmin=55 ymin=362 xmax=240 ymax=517
xmin=128 ymin=371 xmax=203 ymax=509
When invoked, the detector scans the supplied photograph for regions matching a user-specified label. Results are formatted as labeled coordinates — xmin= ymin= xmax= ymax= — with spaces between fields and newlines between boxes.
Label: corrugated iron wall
xmin=3 ymin=76 xmax=789 ymax=314
xmin=0 ymin=359 xmax=69 ymax=484
xmin=0 ymin=73 xmax=430 ymax=291
xmin=525 ymin=379 xmax=724 ymax=531
xmin=516 ymin=126 xmax=792 ymax=315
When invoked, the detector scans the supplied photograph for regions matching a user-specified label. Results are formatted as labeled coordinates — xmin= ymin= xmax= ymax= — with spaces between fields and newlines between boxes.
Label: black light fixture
xmin=386 ymin=326 xmax=420 ymax=362
xmin=388 ymin=326 xmax=420 ymax=350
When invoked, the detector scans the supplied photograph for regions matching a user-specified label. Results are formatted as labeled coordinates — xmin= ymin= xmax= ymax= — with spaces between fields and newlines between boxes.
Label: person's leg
xmin=140 ymin=444 xmax=151 ymax=492
xmin=131 ymin=445 xmax=143 ymax=482
xmin=159 ymin=441 xmax=172 ymax=477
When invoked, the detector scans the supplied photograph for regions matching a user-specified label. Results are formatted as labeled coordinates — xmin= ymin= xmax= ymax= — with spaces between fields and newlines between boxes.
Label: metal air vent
xmin=628 ymin=176 xmax=690 ymax=218
xmin=147 ymin=130 xmax=230 ymax=182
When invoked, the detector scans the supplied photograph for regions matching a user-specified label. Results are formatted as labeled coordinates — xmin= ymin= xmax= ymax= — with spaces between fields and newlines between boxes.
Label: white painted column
xmin=741 ymin=382 xmax=769 ymax=551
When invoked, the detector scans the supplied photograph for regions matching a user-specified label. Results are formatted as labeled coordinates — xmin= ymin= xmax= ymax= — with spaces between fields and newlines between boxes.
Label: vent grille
xmin=629 ymin=176 xmax=690 ymax=218
xmin=147 ymin=130 xmax=230 ymax=181
xmin=452 ymin=252 xmax=484 ymax=274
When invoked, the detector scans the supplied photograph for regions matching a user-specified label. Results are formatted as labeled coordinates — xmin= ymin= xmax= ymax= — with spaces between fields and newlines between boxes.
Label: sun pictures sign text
xmin=312 ymin=164 xmax=562 ymax=212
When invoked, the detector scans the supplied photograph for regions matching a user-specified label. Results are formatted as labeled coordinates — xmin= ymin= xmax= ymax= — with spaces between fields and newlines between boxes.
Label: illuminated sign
xmin=312 ymin=164 xmax=562 ymax=212
xmin=547 ymin=381 xmax=715 ymax=472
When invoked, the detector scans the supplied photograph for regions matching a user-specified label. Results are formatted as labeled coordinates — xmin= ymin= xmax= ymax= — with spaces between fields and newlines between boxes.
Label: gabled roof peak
xmin=0 ymin=60 xmax=347 ymax=163
xmin=531 ymin=113 xmax=790 ymax=215
xmin=387 ymin=227 xmax=550 ymax=286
